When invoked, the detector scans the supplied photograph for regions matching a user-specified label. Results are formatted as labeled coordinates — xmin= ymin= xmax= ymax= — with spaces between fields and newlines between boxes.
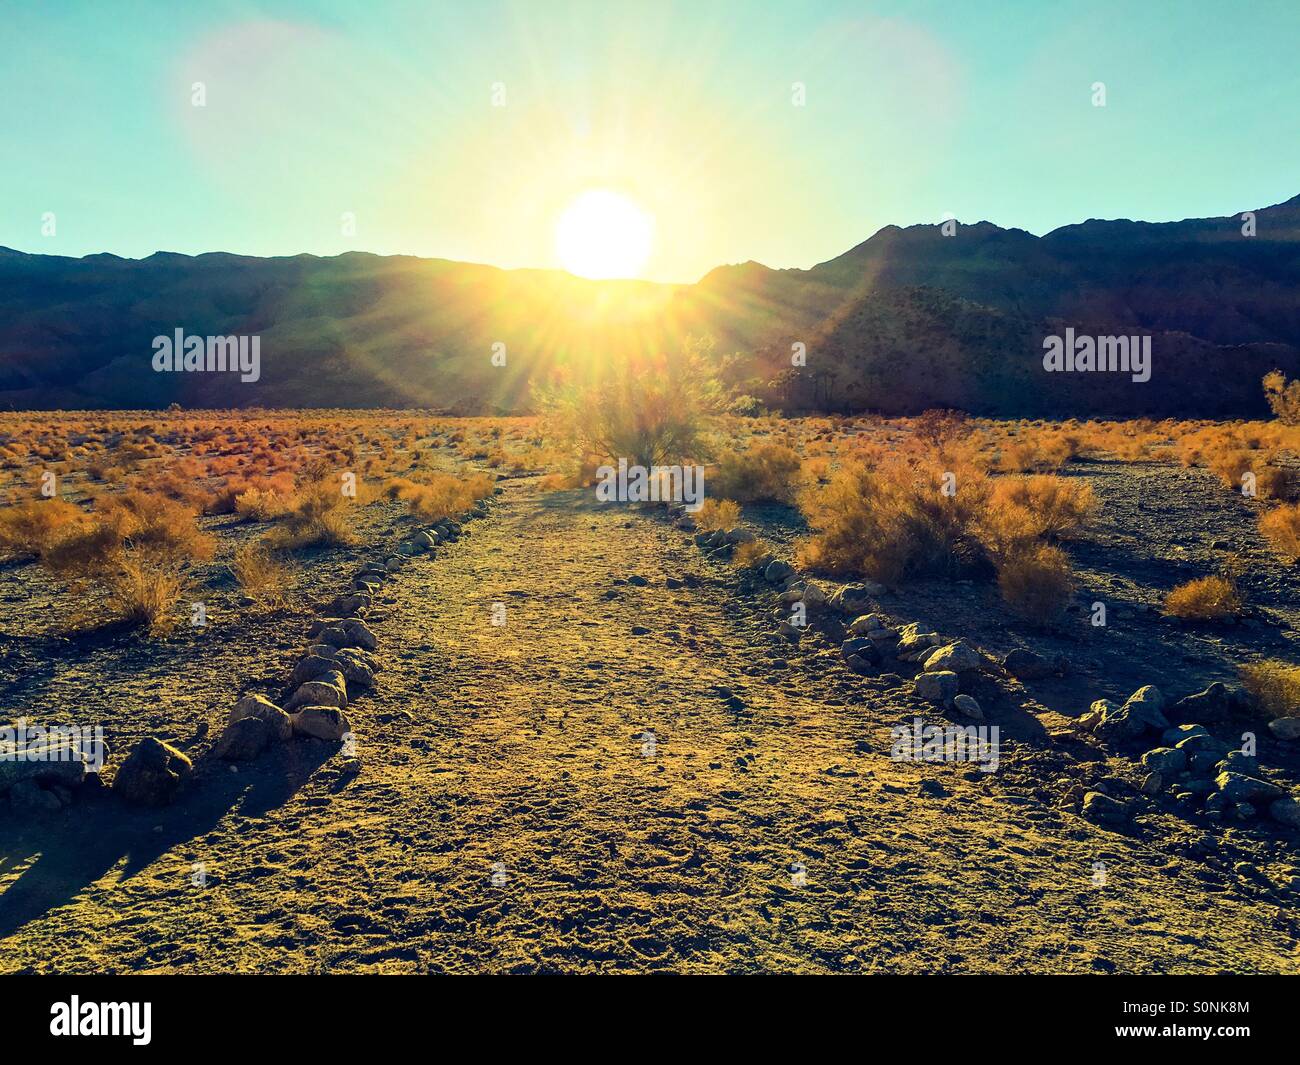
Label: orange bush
xmin=694 ymin=498 xmax=741 ymax=533
xmin=385 ymin=471 xmax=494 ymax=523
xmin=0 ymin=498 xmax=89 ymax=560
xmin=1259 ymin=503 xmax=1300 ymax=560
xmin=796 ymin=454 xmax=989 ymax=582
xmin=996 ymin=544 xmax=1075 ymax=623
xmin=712 ymin=442 xmax=802 ymax=504
xmin=986 ymin=475 xmax=1094 ymax=547
xmin=1164 ymin=576 xmax=1244 ymax=620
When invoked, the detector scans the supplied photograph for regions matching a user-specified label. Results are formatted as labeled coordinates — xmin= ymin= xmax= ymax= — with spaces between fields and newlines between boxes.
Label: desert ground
xmin=1 ymin=410 xmax=1299 ymax=973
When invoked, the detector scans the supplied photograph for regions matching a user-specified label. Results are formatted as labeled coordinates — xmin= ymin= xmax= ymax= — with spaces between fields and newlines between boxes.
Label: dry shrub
xmin=912 ymin=408 xmax=969 ymax=453
xmin=265 ymin=479 xmax=356 ymax=550
xmin=1164 ymin=575 xmax=1244 ymax=619
xmin=206 ymin=472 xmax=296 ymax=515
xmin=1206 ymin=448 xmax=1254 ymax=490
xmin=1260 ymin=503 xmax=1300 ymax=560
xmin=107 ymin=557 xmax=186 ymax=635
xmin=0 ymin=498 xmax=89 ymax=560
xmin=712 ymin=442 xmax=802 ymax=504
xmin=802 ymin=456 xmax=831 ymax=483
xmin=732 ymin=539 xmax=773 ymax=570
xmin=1264 ymin=370 xmax=1300 ymax=426
xmin=44 ymin=490 xmax=214 ymax=573
xmin=386 ymin=472 xmax=494 ymax=522
xmin=996 ymin=544 xmax=1075 ymax=623
xmin=536 ymin=336 xmax=722 ymax=471
xmin=231 ymin=541 xmax=294 ymax=609
xmin=37 ymin=490 xmax=214 ymax=635
xmin=986 ymin=475 xmax=1095 ymax=545
xmin=234 ymin=486 xmax=290 ymax=522
xmin=998 ymin=434 xmax=1073 ymax=473
xmin=796 ymin=451 xmax=1085 ymax=619
xmin=538 ymin=472 xmax=573 ymax=492
xmin=1204 ymin=448 xmax=1293 ymax=498
xmin=796 ymin=455 xmax=989 ymax=583
xmin=695 ymin=498 xmax=741 ymax=533
xmin=1240 ymin=660 xmax=1300 ymax=717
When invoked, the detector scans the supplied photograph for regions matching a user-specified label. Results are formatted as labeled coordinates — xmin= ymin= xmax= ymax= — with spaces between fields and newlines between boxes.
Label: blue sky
xmin=2 ymin=0 xmax=1298 ymax=281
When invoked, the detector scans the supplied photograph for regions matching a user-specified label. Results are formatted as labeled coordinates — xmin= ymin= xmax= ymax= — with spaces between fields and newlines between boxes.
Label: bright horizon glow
xmin=555 ymin=190 xmax=654 ymax=280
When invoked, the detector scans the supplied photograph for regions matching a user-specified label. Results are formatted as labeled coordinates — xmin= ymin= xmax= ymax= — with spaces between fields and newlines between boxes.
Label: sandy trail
xmin=0 ymin=481 xmax=1296 ymax=973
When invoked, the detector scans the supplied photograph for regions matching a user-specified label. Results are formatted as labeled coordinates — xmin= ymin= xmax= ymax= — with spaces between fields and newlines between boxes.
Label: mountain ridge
xmin=3 ymin=194 xmax=1300 ymax=416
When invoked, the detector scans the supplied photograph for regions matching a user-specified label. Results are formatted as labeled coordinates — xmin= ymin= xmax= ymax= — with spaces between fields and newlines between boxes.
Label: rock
xmin=1215 ymin=772 xmax=1284 ymax=804
xmin=1217 ymin=750 xmax=1259 ymax=777
xmin=284 ymin=672 xmax=347 ymax=713
xmin=229 ymin=694 xmax=294 ymax=742
xmin=921 ymin=641 xmax=983 ymax=674
xmin=329 ymin=593 xmax=370 ymax=617
xmin=331 ymin=648 xmax=377 ymax=690
xmin=628 ymin=574 xmax=649 ymax=586
xmin=342 ymin=619 xmax=378 ymax=651
xmin=1140 ymin=747 xmax=1186 ymax=774
xmin=831 ymin=584 xmax=882 ymax=614
xmin=723 ymin=527 xmax=755 ymax=545
xmin=800 ymin=582 xmax=827 ymax=607
xmin=1078 ymin=699 xmax=1117 ymax=732
xmin=1268 ymin=717 xmax=1300 ymax=741
xmin=1269 ymin=797 xmax=1300 ymax=828
xmin=290 ymin=654 xmax=341 ymax=688
xmin=848 ymin=614 xmax=890 ymax=636
xmin=952 ymin=694 xmax=984 ymax=721
xmin=1081 ymin=791 xmax=1130 ymax=825
xmin=764 ymin=560 xmax=794 ymax=584
xmin=1174 ymin=733 xmax=1229 ymax=761
xmin=897 ymin=631 xmax=942 ymax=661
xmin=844 ymin=654 xmax=876 ymax=675
xmin=1162 ymin=723 xmax=1210 ymax=746
xmin=1169 ymin=682 xmax=1232 ymax=724
xmin=1140 ymin=772 xmax=1164 ymax=796
xmin=112 ymin=738 xmax=192 ymax=806
xmin=9 ymin=778 xmax=61 ymax=811
xmin=1003 ymin=648 xmax=1058 ymax=681
xmin=0 ymin=734 xmax=89 ymax=792
xmin=776 ymin=621 xmax=803 ymax=643
xmin=317 ymin=625 xmax=352 ymax=649
xmin=213 ymin=717 xmax=270 ymax=761
xmin=1088 ymin=686 xmax=1169 ymax=743
xmin=290 ymin=706 xmax=352 ymax=742
xmin=840 ymin=637 xmax=881 ymax=665
xmin=308 ymin=617 xmax=347 ymax=639
xmin=914 ymin=670 xmax=959 ymax=705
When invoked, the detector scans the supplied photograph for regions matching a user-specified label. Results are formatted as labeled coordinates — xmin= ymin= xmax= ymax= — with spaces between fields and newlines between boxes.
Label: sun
xmin=555 ymin=189 xmax=654 ymax=280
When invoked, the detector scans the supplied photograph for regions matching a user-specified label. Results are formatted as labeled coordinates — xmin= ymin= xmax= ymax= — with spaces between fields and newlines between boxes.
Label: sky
xmin=2 ymin=0 xmax=1299 ymax=282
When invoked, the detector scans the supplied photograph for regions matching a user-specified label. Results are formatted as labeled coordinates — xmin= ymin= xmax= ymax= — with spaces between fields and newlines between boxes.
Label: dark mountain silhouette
xmin=3 ymin=194 xmax=1299 ymax=416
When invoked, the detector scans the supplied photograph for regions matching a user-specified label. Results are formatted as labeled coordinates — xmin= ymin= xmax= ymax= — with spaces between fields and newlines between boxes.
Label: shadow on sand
xmin=0 ymin=741 xmax=333 ymax=942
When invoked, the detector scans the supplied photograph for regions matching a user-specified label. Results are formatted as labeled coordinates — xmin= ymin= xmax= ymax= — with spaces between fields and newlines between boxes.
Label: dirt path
xmin=1 ymin=481 xmax=1297 ymax=973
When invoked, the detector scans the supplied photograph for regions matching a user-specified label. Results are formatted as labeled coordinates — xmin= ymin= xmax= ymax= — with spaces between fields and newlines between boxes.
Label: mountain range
xmin=3 ymin=194 xmax=1300 ymax=417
